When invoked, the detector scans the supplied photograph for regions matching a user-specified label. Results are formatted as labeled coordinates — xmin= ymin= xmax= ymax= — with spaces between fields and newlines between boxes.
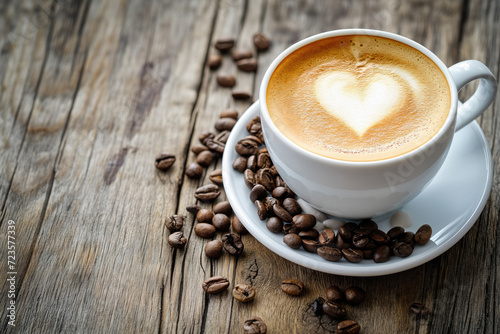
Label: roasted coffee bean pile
xmin=209 ymin=33 xmax=271 ymax=102
xmin=232 ymin=116 xmax=433 ymax=263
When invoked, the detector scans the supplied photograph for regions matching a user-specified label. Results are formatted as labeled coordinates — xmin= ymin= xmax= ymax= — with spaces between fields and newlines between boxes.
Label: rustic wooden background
xmin=0 ymin=0 xmax=498 ymax=333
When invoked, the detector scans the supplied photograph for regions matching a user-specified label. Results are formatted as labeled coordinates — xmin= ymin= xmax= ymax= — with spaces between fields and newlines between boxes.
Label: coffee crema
xmin=266 ymin=35 xmax=451 ymax=161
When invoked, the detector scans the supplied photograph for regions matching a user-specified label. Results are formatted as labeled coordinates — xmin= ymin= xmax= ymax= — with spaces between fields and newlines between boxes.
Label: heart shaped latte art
xmin=314 ymin=71 xmax=405 ymax=136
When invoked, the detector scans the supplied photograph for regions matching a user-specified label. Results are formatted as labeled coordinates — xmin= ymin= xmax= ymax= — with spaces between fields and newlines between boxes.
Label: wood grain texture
xmin=0 ymin=0 xmax=498 ymax=333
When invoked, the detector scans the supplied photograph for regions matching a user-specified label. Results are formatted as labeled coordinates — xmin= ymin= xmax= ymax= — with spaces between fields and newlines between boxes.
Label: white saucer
xmin=222 ymin=102 xmax=493 ymax=277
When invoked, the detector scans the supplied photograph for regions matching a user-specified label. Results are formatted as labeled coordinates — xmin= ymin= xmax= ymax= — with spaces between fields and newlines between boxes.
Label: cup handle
xmin=448 ymin=60 xmax=497 ymax=131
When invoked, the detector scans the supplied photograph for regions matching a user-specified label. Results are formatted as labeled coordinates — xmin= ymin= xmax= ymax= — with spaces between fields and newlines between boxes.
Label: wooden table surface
xmin=1 ymin=0 xmax=499 ymax=333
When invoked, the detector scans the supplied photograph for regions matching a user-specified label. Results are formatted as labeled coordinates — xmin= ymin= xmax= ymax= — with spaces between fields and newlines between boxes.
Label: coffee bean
xmin=164 ymin=215 xmax=184 ymax=232
xmin=208 ymin=169 xmax=223 ymax=186
xmin=202 ymin=276 xmax=230 ymax=294
xmin=373 ymin=245 xmax=391 ymax=263
xmin=283 ymin=222 xmax=300 ymax=235
xmin=246 ymin=154 xmax=257 ymax=171
xmin=281 ymin=279 xmax=304 ymax=296
xmin=216 ymin=73 xmax=236 ymax=87
xmin=302 ymin=239 xmax=320 ymax=253
xmin=194 ymin=184 xmax=220 ymax=201
xmin=410 ymin=302 xmax=430 ymax=316
xmin=282 ymin=198 xmax=302 ymax=216
xmin=338 ymin=225 xmax=353 ymax=242
xmin=317 ymin=246 xmax=342 ymax=262
xmin=191 ymin=144 xmax=208 ymax=155
xmin=256 ymin=168 xmax=275 ymax=191
xmin=232 ymin=284 xmax=256 ymax=303
xmin=199 ymin=131 xmax=215 ymax=145
xmin=207 ymin=54 xmax=222 ymax=69
xmin=250 ymin=184 xmax=268 ymax=202
xmin=194 ymin=223 xmax=216 ymax=238
xmin=253 ymin=33 xmax=270 ymax=51
xmin=370 ymin=229 xmax=390 ymax=245
xmin=233 ymin=156 xmax=247 ymax=172
xmin=155 ymin=153 xmax=176 ymax=171
xmin=215 ymin=129 xmax=231 ymax=144
xmin=318 ymin=228 xmax=335 ymax=246
xmin=263 ymin=197 xmax=279 ymax=216
xmin=293 ymin=214 xmax=316 ymax=231
xmin=273 ymin=204 xmax=292 ymax=222
xmin=185 ymin=162 xmax=204 ymax=179
xmin=255 ymin=200 xmax=267 ymax=221
xmin=205 ymin=240 xmax=223 ymax=258
xmin=387 ymin=226 xmax=405 ymax=239
xmin=215 ymin=117 xmax=237 ymax=131
xmin=236 ymin=138 xmax=259 ymax=156
xmin=213 ymin=213 xmax=231 ymax=231
xmin=196 ymin=150 xmax=214 ymax=167
xmin=283 ymin=233 xmax=302 ymax=249
xmin=206 ymin=139 xmax=225 ymax=155
xmin=352 ymin=233 xmax=370 ymax=249
xmin=214 ymin=38 xmax=235 ymax=52
xmin=266 ymin=217 xmax=283 ymax=233
xmin=359 ymin=219 xmax=378 ymax=231
xmin=393 ymin=242 xmax=414 ymax=257
xmin=326 ymin=286 xmax=344 ymax=303
xmin=398 ymin=231 xmax=415 ymax=245
xmin=243 ymin=317 xmax=267 ymax=334
xmin=237 ymin=58 xmax=258 ymax=72
xmin=242 ymin=135 xmax=263 ymax=145
xmin=196 ymin=209 xmax=214 ymax=224
xmin=322 ymin=301 xmax=347 ymax=319
xmin=298 ymin=229 xmax=319 ymax=240
xmin=220 ymin=109 xmax=239 ymax=120
xmin=362 ymin=249 xmax=374 ymax=260
xmin=256 ymin=152 xmax=272 ymax=169
xmin=336 ymin=233 xmax=352 ymax=249
xmin=222 ymin=233 xmax=244 ymax=256
xmin=414 ymin=224 xmax=432 ymax=245
xmin=244 ymin=169 xmax=256 ymax=189
xmin=232 ymin=216 xmax=248 ymax=234
xmin=345 ymin=287 xmax=365 ymax=304
xmin=342 ymin=248 xmax=363 ymax=263
xmin=337 ymin=320 xmax=361 ymax=334
xmin=246 ymin=116 xmax=262 ymax=134
xmin=232 ymin=90 xmax=252 ymax=100
xmin=232 ymin=49 xmax=253 ymax=61
xmin=186 ymin=204 xmax=200 ymax=215
xmin=213 ymin=201 xmax=232 ymax=216
xmin=312 ymin=297 xmax=325 ymax=316
xmin=168 ymin=231 xmax=187 ymax=249
xmin=272 ymin=186 xmax=292 ymax=199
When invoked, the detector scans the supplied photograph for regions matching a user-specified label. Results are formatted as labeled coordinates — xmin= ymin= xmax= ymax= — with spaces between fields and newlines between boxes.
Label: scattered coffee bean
xmin=337 ymin=320 xmax=361 ymax=334
xmin=255 ymin=200 xmax=267 ymax=221
xmin=283 ymin=222 xmax=300 ymax=235
xmin=196 ymin=150 xmax=214 ymax=167
xmin=222 ymin=233 xmax=244 ymax=255
xmin=205 ymin=139 xmax=225 ymax=155
xmin=209 ymin=169 xmax=223 ymax=186
xmin=336 ymin=233 xmax=352 ymax=250
xmin=373 ymin=245 xmax=391 ymax=263
xmin=249 ymin=184 xmax=267 ymax=202
xmin=322 ymin=301 xmax=347 ymax=319
xmin=359 ymin=219 xmax=378 ymax=231
xmin=220 ymin=109 xmax=239 ymax=120
xmin=215 ymin=117 xmax=237 ymax=131
xmin=232 ymin=49 xmax=253 ymax=61
xmin=202 ymin=276 xmax=230 ymax=294
xmin=414 ymin=224 xmax=432 ymax=245
xmin=398 ymin=231 xmax=415 ymax=245
xmin=232 ymin=216 xmax=248 ymax=234
xmin=236 ymin=138 xmax=259 ymax=156
xmin=266 ymin=217 xmax=283 ymax=234
xmin=213 ymin=213 xmax=231 ymax=231
xmin=196 ymin=209 xmax=214 ymax=224
xmin=194 ymin=223 xmax=216 ymax=238
xmin=213 ymin=201 xmax=232 ymax=216
xmin=214 ymin=38 xmax=235 ymax=52
xmin=243 ymin=317 xmax=267 ymax=334
xmin=256 ymin=153 xmax=272 ymax=169
xmin=168 ymin=231 xmax=187 ymax=249
xmin=338 ymin=225 xmax=354 ymax=242
xmin=318 ymin=228 xmax=335 ymax=246
xmin=232 ymin=90 xmax=251 ymax=100
xmin=298 ymin=229 xmax=319 ymax=240
xmin=370 ymin=229 xmax=390 ymax=245
xmin=387 ymin=226 xmax=405 ymax=239
xmin=199 ymin=131 xmax=215 ymax=145
xmin=253 ymin=33 xmax=270 ymax=51
xmin=246 ymin=154 xmax=257 ymax=171
xmin=263 ymin=197 xmax=279 ymax=216
xmin=164 ymin=215 xmax=184 ymax=232
xmin=345 ymin=287 xmax=365 ymax=304
xmin=317 ymin=246 xmax=343 ymax=262
xmin=410 ymin=302 xmax=430 ymax=316
xmin=352 ymin=231 xmax=370 ymax=249
xmin=155 ymin=153 xmax=176 ymax=171
xmin=233 ymin=284 xmax=256 ymax=303
xmin=246 ymin=116 xmax=262 ymax=134
xmin=273 ymin=204 xmax=292 ymax=222
xmin=185 ymin=162 xmax=204 ymax=179
xmin=293 ymin=214 xmax=316 ymax=231
xmin=302 ymin=239 xmax=320 ymax=253
xmin=281 ymin=279 xmax=304 ymax=296
xmin=342 ymin=248 xmax=363 ymax=263
xmin=205 ymin=240 xmax=223 ymax=258
xmin=214 ymin=131 xmax=230 ymax=145
xmin=186 ymin=204 xmax=200 ymax=215
xmin=244 ymin=169 xmax=257 ymax=189
xmin=233 ymin=156 xmax=248 ymax=172
xmin=194 ymin=184 xmax=220 ymax=201
xmin=326 ymin=286 xmax=344 ymax=303
xmin=256 ymin=168 xmax=275 ymax=191
xmin=282 ymin=197 xmax=302 ymax=216
xmin=283 ymin=233 xmax=302 ymax=249
xmin=272 ymin=186 xmax=290 ymax=199
xmin=207 ymin=54 xmax=222 ymax=69
xmin=216 ymin=73 xmax=236 ymax=87
xmin=191 ymin=144 xmax=208 ymax=155
xmin=393 ymin=241 xmax=414 ymax=257
xmin=237 ymin=58 xmax=258 ymax=72
xmin=312 ymin=297 xmax=325 ymax=316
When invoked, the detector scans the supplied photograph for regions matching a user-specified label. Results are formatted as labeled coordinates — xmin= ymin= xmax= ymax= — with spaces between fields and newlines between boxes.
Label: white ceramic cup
xmin=259 ymin=29 xmax=497 ymax=219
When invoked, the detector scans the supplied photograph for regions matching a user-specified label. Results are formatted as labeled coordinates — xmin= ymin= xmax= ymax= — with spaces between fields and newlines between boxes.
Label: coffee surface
xmin=266 ymin=35 xmax=451 ymax=161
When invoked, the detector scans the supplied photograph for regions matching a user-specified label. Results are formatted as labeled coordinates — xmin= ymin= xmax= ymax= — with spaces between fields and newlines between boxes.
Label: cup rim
xmin=259 ymin=28 xmax=459 ymax=166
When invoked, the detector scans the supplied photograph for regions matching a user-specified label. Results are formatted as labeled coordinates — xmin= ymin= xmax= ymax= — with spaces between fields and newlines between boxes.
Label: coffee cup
xmin=259 ymin=29 xmax=497 ymax=219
